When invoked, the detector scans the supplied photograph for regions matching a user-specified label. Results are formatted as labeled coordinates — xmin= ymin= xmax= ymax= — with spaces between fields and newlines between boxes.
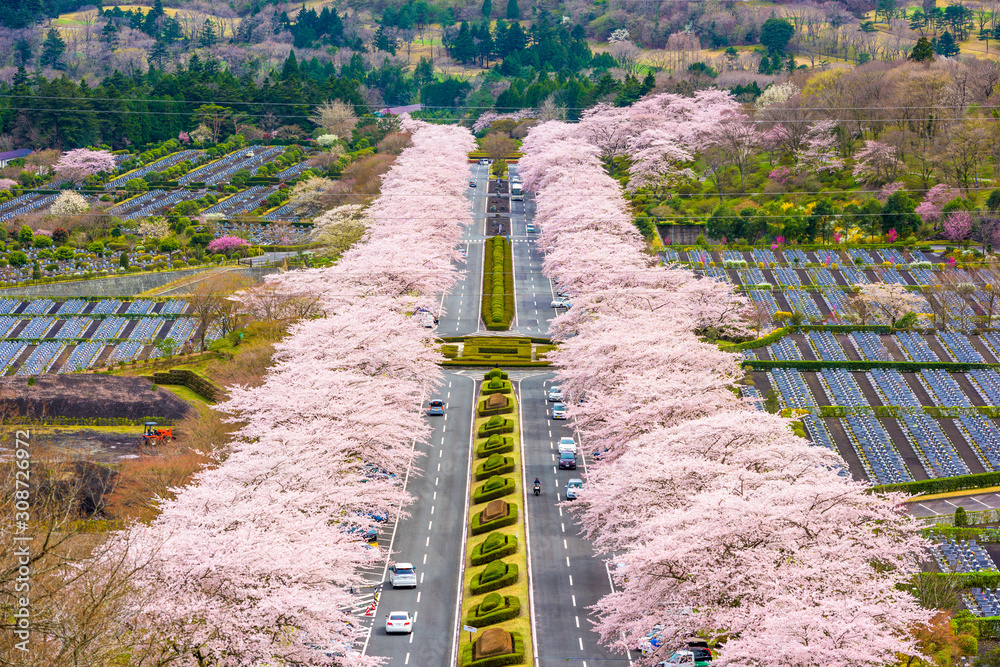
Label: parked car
xmin=388 ymin=563 xmax=417 ymax=588
xmin=558 ymin=451 xmax=577 ymax=470
xmin=558 ymin=437 xmax=577 ymax=454
xmin=656 ymin=649 xmax=712 ymax=666
xmin=427 ymin=399 xmax=444 ymax=416
xmin=547 ymin=386 xmax=564 ymax=402
xmin=565 ymin=478 xmax=583 ymax=500
xmin=385 ymin=611 xmax=414 ymax=634
xmin=551 ymin=403 xmax=567 ymax=419
xmin=551 ymin=296 xmax=572 ymax=309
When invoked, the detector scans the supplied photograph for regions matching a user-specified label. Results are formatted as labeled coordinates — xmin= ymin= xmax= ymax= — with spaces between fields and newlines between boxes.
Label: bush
xmin=476 ymin=434 xmax=514 ymax=458
xmin=473 ymin=475 xmax=516 ymax=503
xmin=470 ymin=561 xmax=519 ymax=595
xmin=481 ymin=376 xmax=513 ymax=395
xmin=460 ymin=632 xmax=525 ymax=667
xmin=483 ymin=368 xmax=509 ymax=381
xmin=465 ymin=593 xmax=521 ymax=627
xmin=475 ymin=455 xmax=515 ymax=481
xmin=481 ymin=236 xmax=515 ymax=330
xmin=874 ymin=471 xmax=1000 ymax=496
xmin=477 ymin=416 xmax=514 ymax=437
xmin=477 ymin=395 xmax=514 ymax=417
xmin=471 ymin=503 xmax=518 ymax=535
xmin=470 ymin=533 xmax=519 ymax=566
xmin=441 ymin=344 xmax=459 ymax=359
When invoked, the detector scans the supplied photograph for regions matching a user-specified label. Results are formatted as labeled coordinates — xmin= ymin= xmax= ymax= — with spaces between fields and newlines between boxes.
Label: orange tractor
xmin=140 ymin=422 xmax=174 ymax=446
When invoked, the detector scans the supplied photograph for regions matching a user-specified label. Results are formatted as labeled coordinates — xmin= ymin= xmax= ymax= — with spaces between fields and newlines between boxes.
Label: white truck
xmin=511 ymin=180 xmax=523 ymax=201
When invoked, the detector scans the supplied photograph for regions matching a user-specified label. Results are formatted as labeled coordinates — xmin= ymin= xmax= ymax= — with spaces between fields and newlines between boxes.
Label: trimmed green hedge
xmin=477 ymin=435 xmax=514 ymax=458
xmin=473 ymin=475 xmax=516 ymax=503
xmin=445 ymin=359 xmax=550 ymax=368
xmin=478 ymin=395 xmax=515 ymax=417
xmin=746 ymin=360 xmax=996 ymax=372
xmin=466 ymin=593 xmax=521 ymax=627
xmin=441 ymin=344 xmax=459 ymax=359
xmin=460 ymin=631 xmax=525 ymax=666
xmin=478 ymin=416 xmax=515 ymax=437
xmin=470 ymin=561 xmax=519 ymax=595
xmin=475 ymin=455 xmax=516 ymax=481
xmin=481 ymin=378 xmax=513 ymax=395
xmin=874 ymin=471 xmax=1000 ymax=496
xmin=471 ymin=503 xmax=519 ymax=535
xmin=470 ymin=533 xmax=519 ymax=566
xmin=484 ymin=368 xmax=509 ymax=381
xmin=481 ymin=236 xmax=515 ymax=331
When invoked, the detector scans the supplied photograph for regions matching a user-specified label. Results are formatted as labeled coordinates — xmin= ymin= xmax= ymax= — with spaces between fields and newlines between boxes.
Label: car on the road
xmin=526 ymin=224 xmax=536 ymax=233
xmin=385 ymin=611 xmax=414 ymax=634
xmin=427 ymin=399 xmax=444 ymax=416
xmin=479 ymin=158 xmax=491 ymax=165
xmin=656 ymin=649 xmax=712 ymax=666
xmin=551 ymin=403 xmax=567 ymax=419
xmin=551 ymin=296 xmax=572 ymax=309
xmin=558 ymin=437 xmax=577 ymax=454
xmin=565 ymin=478 xmax=583 ymax=500
xmin=558 ymin=451 xmax=577 ymax=470
xmin=388 ymin=563 xmax=417 ymax=588
xmin=547 ymin=386 xmax=563 ymax=402
xmin=469 ymin=180 xmax=477 ymax=187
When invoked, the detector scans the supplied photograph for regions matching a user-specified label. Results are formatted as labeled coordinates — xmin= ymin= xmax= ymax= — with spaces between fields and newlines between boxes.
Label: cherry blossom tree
xmin=520 ymin=115 xmax=932 ymax=667
xmin=49 ymin=190 xmax=90 ymax=215
xmin=54 ymin=148 xmax=117 ymax=181
xmin=852 ymin=140 xmax=903 ymax=185
xmin=857 ymin=282 xmax=926 ymax=326
xmin=915 ymin=184 xmax=961 ymax=225
xmin=207 ymin=235 xmax=250 ymax=257
xmin=943 ymin=210 xmax=973 ymax=241
xmin=0 ymin=177 xmax=17 ymax=191
xmin=102 ymin=117 xmax=476 ymax=666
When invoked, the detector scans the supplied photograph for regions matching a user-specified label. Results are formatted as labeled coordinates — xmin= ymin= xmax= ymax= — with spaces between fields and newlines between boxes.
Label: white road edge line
xmin=449 ymin=374 xmax=477 ymax=667
xmin=518 ymin=378 xmax=540 ymax=665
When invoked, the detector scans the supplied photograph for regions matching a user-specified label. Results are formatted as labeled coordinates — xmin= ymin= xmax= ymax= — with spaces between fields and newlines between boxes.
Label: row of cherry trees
xmin=518 ymin=117 xmax=933 ymax=667
xmin=101 ymin=119 xmax=475 ymax=666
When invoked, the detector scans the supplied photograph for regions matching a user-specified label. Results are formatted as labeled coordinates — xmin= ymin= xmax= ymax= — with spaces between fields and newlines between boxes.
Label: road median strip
xmin=457 ymin=367 xmax=532 ymax=666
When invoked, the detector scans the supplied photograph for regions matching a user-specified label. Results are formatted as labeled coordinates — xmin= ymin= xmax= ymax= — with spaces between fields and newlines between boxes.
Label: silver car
xmin=388 ymin=563 xmax=417 ymax=588
xmin=565 ymin=478 xmax=583 ymax=500
xmin=547 ymin=386 xmax=564 ymax=402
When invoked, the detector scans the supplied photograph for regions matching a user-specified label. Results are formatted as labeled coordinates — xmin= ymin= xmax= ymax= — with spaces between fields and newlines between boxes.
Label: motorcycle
xmin=533 ymin=482 xmax=541 ymax=496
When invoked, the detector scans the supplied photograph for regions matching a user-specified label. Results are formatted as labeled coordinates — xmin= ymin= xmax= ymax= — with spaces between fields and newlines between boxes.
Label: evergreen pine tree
xmin=909 ymin=36 xmax=935 ymax=61
xmin=452 ymin=22 xmax=476 ymax=63
xmin=40 ymin=28 xmax=66 ymax=70
xmin=482 ymin=0 xmax=492 ymax=19
xmin=200 ymin=19 xmax=217 ymax=48
xmin=282 ymin=50 xmax=300 ymax=78
xmin=934 ymin=30 xmax=960 ymax=56
xmin=506 ymin=0 xmax=520 ymax=20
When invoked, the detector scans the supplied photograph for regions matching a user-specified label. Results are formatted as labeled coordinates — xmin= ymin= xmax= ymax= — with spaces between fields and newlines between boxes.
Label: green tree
xmin=8 ymin=251 xmax=27 ymax=268
xmin=200 ymin=19 xmax=217 ymax=48
xmin=506 ymin=0 xmax=520 ymax=20
xmin=40 ymin=28 xmax=66 ymax=70
xmin=934 ymin=30 xmax=960 ymax=56
xmin=763 ymin=389 xmax=780 ymax=414
xmin=909 ymin=36 xmax=935 ymax=61
xmin=282 ymin=50 xmax=300 ymax=79
xmin=482 ymin=0 xmax=492 ymax=19
xmin=881 ymin=191 xmax=920 ymax=237
xmin=955 ymin=506 xmax=968 ymax=527
xmin=18 ymin=224 xmax=32 ymax=245
xmin=451 ymin=22 xmax=477 ymax=63
xmin=31 ymin=261 xmax=40 ymax=280
xmin=760 ymin=17 xmax=794 ymax=54
xmin=119 ymin=252 xmax=129 ymax=270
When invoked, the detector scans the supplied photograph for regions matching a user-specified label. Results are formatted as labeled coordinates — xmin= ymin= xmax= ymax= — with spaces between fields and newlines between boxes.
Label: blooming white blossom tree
xmin=49 ymin=190 xmax=90 ymax=216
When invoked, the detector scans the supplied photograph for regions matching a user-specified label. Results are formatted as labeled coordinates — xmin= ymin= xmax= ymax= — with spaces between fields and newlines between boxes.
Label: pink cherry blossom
xmin=54 ymin=148 xmax=117 ymax=181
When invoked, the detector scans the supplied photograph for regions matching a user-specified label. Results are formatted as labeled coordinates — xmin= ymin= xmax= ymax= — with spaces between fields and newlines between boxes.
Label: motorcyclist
xmin=533 ymin=478 xmax=541 ymax=495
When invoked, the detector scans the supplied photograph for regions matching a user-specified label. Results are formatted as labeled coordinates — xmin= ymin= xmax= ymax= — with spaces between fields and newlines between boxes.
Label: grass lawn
xmin=459 ymin=383 xmax=533 ymax=666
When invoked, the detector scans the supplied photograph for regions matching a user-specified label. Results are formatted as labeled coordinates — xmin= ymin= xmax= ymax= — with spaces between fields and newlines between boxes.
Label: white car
xmin=547 ymin=386 xmax=563 ymax=402
xmin=385 ymin=611 xmax=414 ymax=634
xmin=388 ymin=563 xmax=417 ymax=588
xmin=479 ymin=158 xmax=491 ymax=165
xmin=551 ymin=403 xmax=567 ymax=420
xmin=558 ymin=437 xmax=577 ymax=454
xmin=565 ymin=478 xmax=583 ymax=500
xmin=551 ymin=297 xmax=572 ymax=309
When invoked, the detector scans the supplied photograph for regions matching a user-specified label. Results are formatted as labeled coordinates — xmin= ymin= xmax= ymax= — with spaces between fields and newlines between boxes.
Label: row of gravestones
xmin=463 ymin=368 xmax=526 ymax=666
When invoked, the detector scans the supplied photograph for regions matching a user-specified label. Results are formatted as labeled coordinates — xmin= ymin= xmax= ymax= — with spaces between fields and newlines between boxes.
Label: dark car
xmin=469 ymin=180 xmax=477 ymax=187
xmin=427 ymin=400 xmax=444 ymax=415
xmin=558 ymin=451 xmax=577 ymax=470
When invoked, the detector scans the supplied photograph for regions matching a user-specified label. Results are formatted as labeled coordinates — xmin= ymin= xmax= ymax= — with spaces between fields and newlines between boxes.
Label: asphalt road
xmin=519 ymin=373 xmax=629 ymax=667
xmin=363 ymin=371 xmax=476 ymax=664
xmin=363 ymin=164 xmax=625 ymax=665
